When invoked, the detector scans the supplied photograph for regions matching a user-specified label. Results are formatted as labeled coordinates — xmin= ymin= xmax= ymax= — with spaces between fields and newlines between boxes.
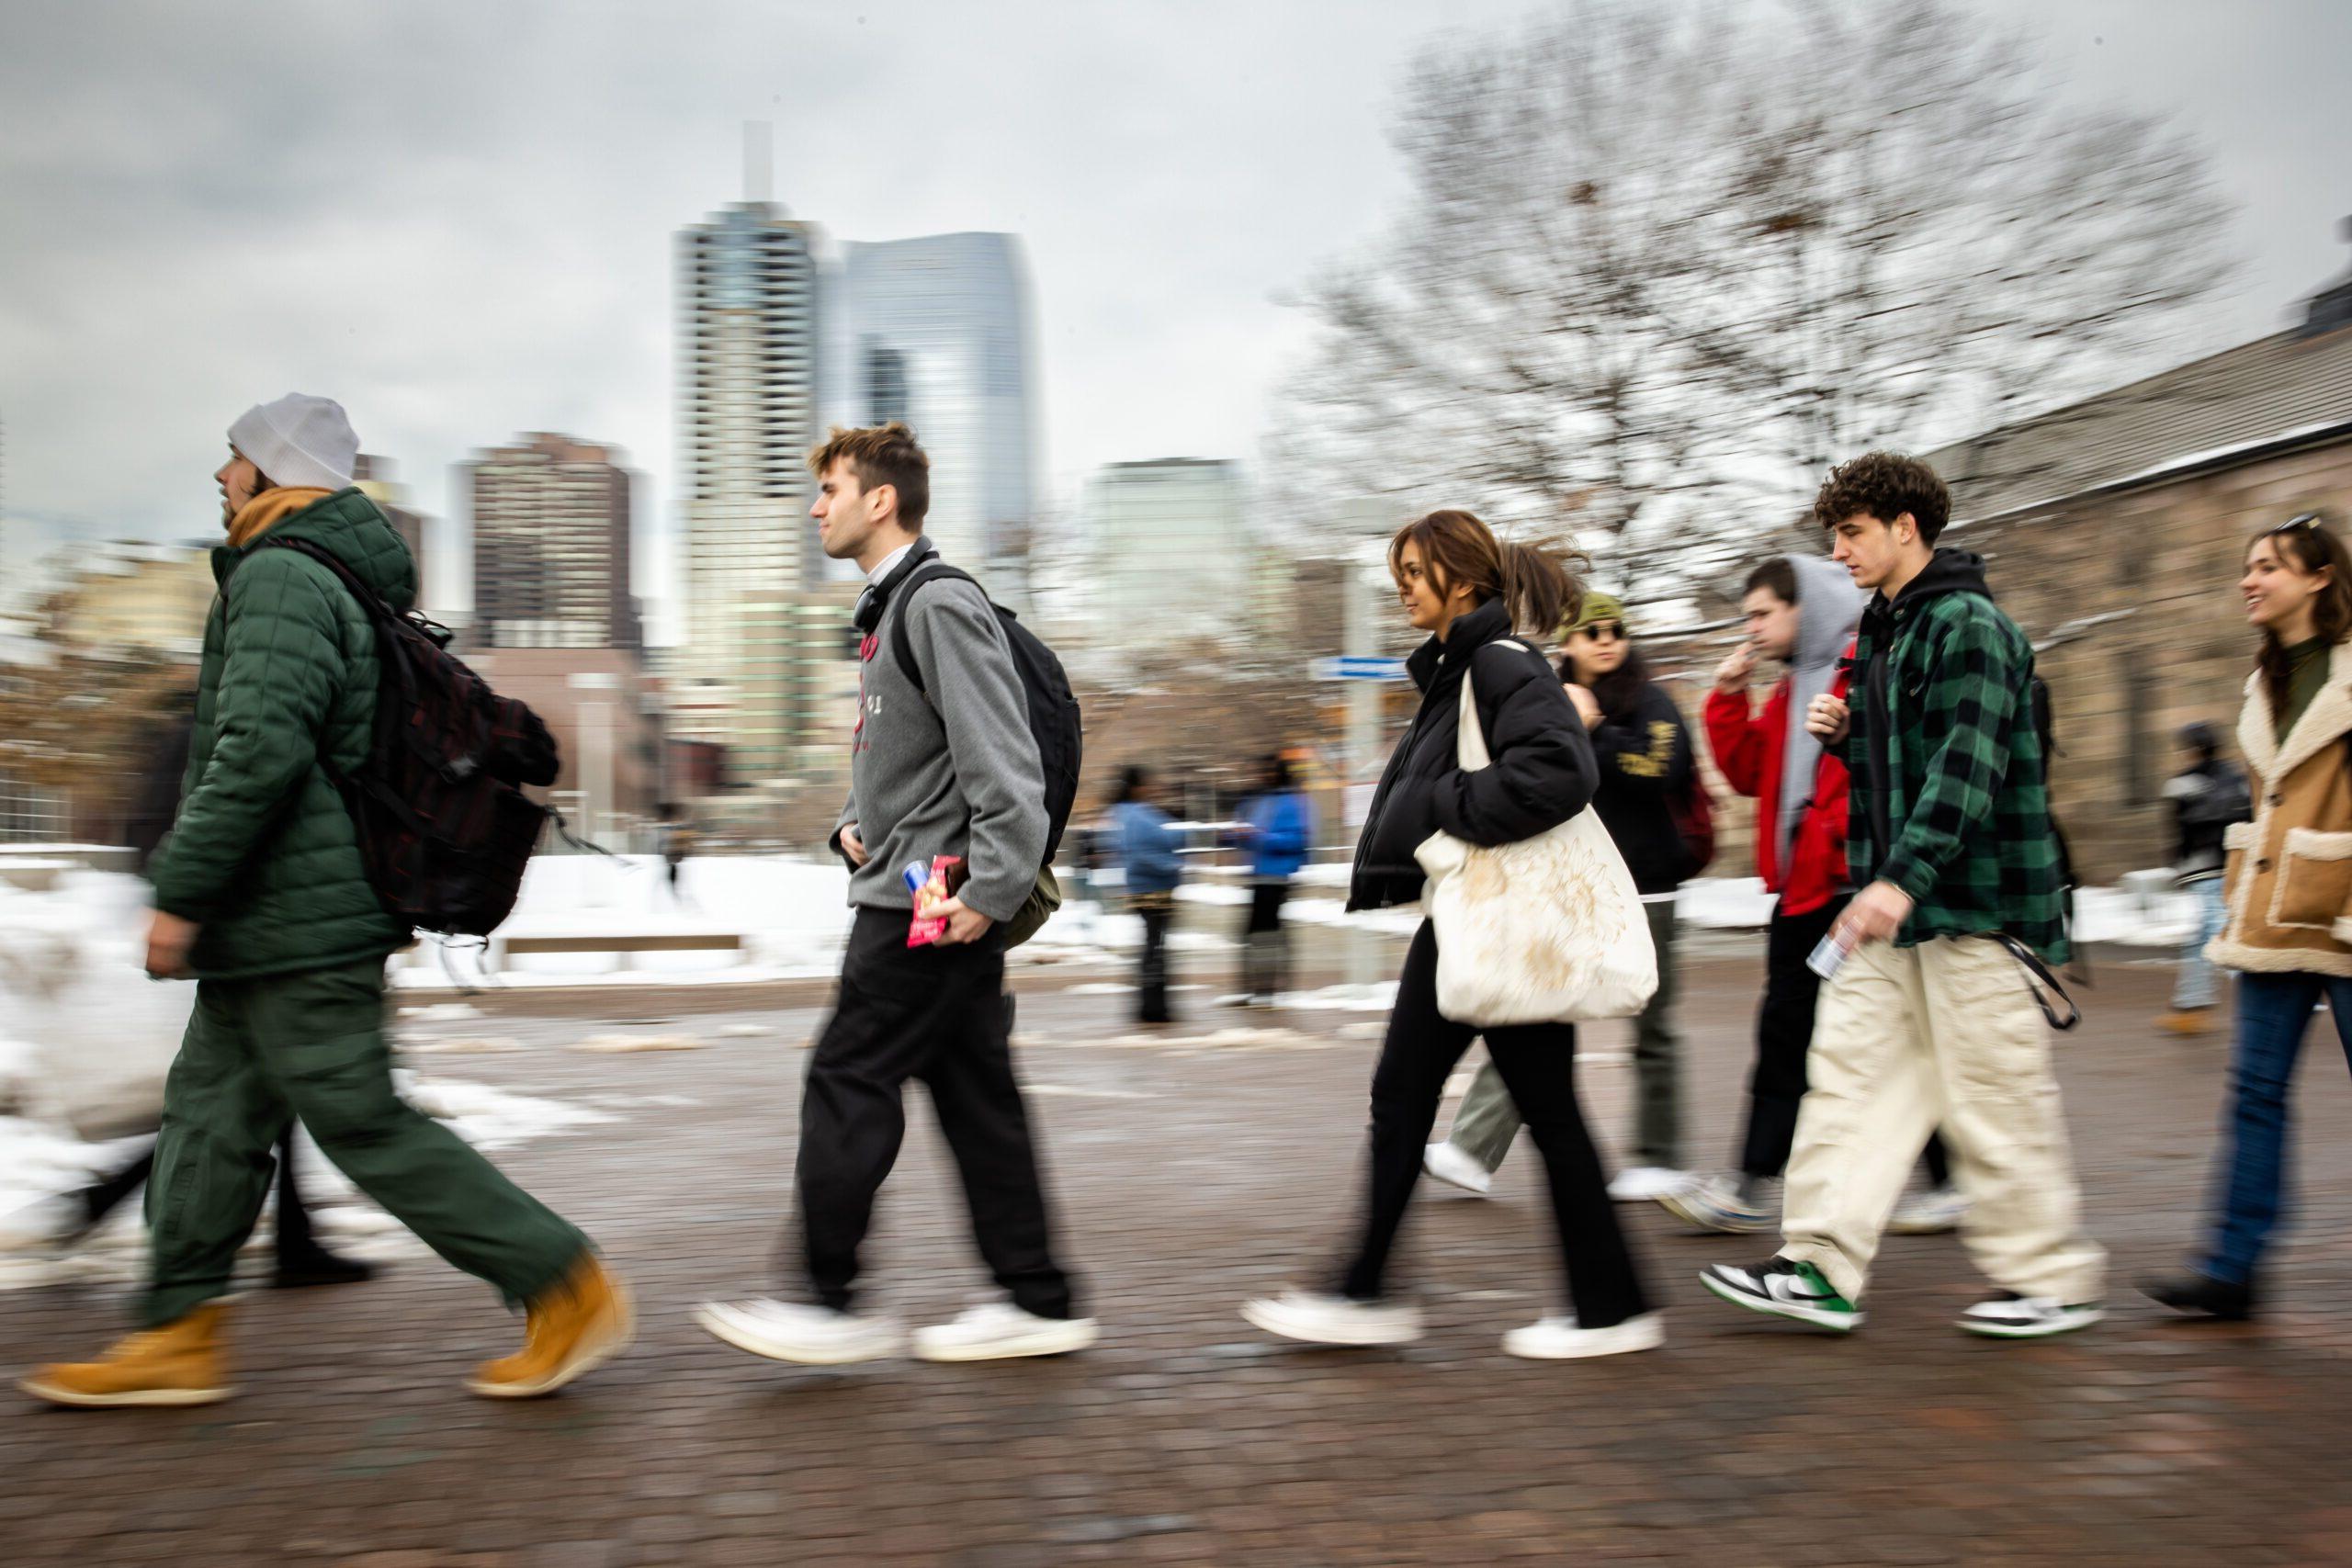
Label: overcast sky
xmin=3 ymin=0 xmax=2347 ymax=620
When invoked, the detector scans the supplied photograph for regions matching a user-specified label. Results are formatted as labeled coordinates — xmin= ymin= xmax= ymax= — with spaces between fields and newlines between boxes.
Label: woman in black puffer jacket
xmin=1241 ymin=510 xmax=1658 ymax=1361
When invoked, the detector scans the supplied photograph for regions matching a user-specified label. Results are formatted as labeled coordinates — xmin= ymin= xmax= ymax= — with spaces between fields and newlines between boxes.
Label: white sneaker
xmin=1422 ymin=1142 xmax=1494 ymax=1196
xmin=1241 ymin=1289 xmax=1424 ymax=1347
xmin=1888 ymin=1185 xmax=1970 ymax=1235
xmin=1956 ymin=1292 xmax=2103 ymax=1339
xmin=0 ymin=1193 xmax=85 ymax=1251
xmin=1503 ymin=1312 xmax=1666 ymax=1360
xmin=695 ymin=1298 xmax=906 ymax=1364
xmin=912 ymin=1303 xmax=1099 ymax=1362
xmin=1608 ymin=1166 xmax=1690 ymax=1202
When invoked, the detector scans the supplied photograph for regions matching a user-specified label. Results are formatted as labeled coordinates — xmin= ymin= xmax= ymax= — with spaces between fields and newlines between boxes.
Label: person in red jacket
xmin=1662 ymin=556 xmax=1962 ymax=1235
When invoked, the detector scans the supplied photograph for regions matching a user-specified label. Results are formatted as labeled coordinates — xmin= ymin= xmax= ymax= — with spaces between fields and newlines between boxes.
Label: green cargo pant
xmin=143 ymin=956 xmax=588 ymax=1326
xmin=1446 ymin=897 xmax=1684 ymax=1173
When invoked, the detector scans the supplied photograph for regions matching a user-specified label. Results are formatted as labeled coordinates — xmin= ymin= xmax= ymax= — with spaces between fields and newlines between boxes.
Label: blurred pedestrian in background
xmin=22 ymin=395 xmax=628 ymax=1410
xmin=659 ymin=801 xmax=699 ymax=908
xmin=1427 ymin=590 xmax=1699 ymax=1201
xmin=1231 ymin=751 xmax=1313 ymax=1007
xmin=2157 ymin=720 xmax=2251 ymax=1035
xmin=1112 ymin=764 xmax=1184 ymax=1026
xmin=1243 ymin=509 xmax=1657 ymax=1359
xmin=1668 ymin=554 xmax=1963 ymax=1237
xmin=2147 ymin=515 xmax=2352 ymax=1323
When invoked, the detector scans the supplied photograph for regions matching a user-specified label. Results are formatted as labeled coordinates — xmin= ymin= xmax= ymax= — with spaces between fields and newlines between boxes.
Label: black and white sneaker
xmin=1700 ymin=1257 xmax=1864 ymax=1332
xmin=1956 ymin=1292 xmax=2102 ymax=1339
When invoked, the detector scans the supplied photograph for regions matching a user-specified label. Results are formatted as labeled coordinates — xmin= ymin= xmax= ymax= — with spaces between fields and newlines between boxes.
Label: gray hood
xmin=1775 ymin=555 xmax=1868 ymax=869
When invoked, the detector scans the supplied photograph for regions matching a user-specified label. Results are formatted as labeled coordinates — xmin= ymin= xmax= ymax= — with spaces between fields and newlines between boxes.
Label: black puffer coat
xmin=1348 ymin=597 xmax=1600 ymax=912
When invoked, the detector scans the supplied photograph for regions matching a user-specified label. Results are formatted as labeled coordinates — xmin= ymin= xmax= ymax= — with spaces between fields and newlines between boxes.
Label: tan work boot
xmin=2159 ymin=1008 xmax=2217 ymax=1036
xmin=19 ymin=1301 xmax=232 ymax=1408
xmin=467 ymin=1253 xmax=633 ymax=1400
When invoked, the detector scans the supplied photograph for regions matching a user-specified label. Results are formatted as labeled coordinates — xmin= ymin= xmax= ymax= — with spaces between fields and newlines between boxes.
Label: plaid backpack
xmin=266 ymin=538 xmax=560 ymax=937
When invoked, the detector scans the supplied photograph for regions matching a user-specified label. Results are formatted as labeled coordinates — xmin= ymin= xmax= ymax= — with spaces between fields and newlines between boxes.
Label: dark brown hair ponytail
xmin=1387 ymin=510 xmax=1586 ymax=638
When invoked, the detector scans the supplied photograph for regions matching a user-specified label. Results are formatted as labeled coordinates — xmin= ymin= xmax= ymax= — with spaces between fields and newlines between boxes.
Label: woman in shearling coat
xmin=2146 ymin=514 xmax=2352 ymax=1322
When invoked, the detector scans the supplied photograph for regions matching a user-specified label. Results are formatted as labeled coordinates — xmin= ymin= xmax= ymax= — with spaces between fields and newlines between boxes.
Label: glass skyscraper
xmin=673 ymin=198 xmax=823 ymax=786
xmin=825 ymin=232 xmax=1040 ymax=595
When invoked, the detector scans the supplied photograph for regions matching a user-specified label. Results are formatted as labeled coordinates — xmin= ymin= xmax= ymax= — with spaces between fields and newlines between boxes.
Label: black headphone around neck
xmin=852 ymin=541 xmax=938 ymax=634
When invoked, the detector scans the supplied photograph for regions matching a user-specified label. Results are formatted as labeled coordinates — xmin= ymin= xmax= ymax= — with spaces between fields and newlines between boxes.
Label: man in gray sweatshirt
xmin=697 ymin=423 xmax=1093 ymax=1367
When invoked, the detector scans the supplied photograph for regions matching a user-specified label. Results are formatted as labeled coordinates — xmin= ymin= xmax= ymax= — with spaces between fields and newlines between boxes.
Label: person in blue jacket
xmin=1111 ymin=765 xmax=1185 ymax=1024
xmin=1233 ymin=752 xmax=1315 ymax=1006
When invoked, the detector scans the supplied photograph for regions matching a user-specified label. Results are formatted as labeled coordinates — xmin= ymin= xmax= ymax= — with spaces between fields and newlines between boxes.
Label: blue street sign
xmin=1313 ymin=656 xmax=1408 ymax=682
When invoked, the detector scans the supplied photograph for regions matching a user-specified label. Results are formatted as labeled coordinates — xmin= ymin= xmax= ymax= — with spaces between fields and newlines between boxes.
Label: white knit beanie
xmin=228 ymin=393 xmax=358 ymax=491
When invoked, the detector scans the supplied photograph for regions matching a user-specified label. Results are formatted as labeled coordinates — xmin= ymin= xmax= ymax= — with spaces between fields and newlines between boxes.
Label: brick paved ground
xmin=5 ymin=930 xmax=2351 ymax=1566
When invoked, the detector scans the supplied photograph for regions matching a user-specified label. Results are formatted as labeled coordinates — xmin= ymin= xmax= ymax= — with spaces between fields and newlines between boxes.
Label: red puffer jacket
xmin=1702 ymin=649 xmax=1853 ymax=917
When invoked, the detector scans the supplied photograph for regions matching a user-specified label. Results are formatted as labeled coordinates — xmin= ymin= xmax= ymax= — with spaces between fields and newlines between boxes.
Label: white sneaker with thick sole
xmin=1956 ymin=1293 xmax=2103 ymax=1339
xmin=1655 ymin=1174 xmax=1776 ymax=1235
xmin=913 ymin=1303 xmax=1099 ymax=1362
xmin=1422 ymin=1142 xmax=1495 ymax=1196
xmin=1608 ymin=1166 xmax=1691 ymax=1202
xmin=1502 ymin=1312 xmax=1666 ymax=1360
xmin=1241 ymin=1290 xmax=1424 ymax=1347
xmin=695 ymin=1298 xmax=906 ymax=1364
xmin=1888 ymin=1185 xmax=1971 ymax=1235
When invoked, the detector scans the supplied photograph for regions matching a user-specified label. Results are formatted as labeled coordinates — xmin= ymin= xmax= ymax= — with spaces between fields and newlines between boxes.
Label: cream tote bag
xmin=1413 ymin=644 xmax=1658 ymax=1025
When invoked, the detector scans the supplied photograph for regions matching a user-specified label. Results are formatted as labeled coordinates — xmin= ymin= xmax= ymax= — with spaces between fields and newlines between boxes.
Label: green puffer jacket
xmin=148 ymin=489 xmax=415 ymax=979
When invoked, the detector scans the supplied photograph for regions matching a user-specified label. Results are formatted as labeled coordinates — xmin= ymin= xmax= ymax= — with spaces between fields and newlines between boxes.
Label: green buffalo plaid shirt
xmin=1843 ymin=549 xmax=2070 ymax=964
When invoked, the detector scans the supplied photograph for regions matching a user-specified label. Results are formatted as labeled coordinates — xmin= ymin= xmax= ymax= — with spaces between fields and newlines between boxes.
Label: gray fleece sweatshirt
xmin=830 ymin=550 xmax=1047 ymax=923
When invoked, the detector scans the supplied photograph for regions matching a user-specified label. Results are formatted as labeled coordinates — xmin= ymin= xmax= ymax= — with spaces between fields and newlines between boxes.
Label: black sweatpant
xmin=793 ymin=907 xmax=1077 ymax=1319
xmin=1340 ymin=920 xmax=1650 ymax=1328
xmin=1739 ymin=893 xmax=1951 ymax=1189
xmin=81 ymin=1127 xmax=321 ymax=1252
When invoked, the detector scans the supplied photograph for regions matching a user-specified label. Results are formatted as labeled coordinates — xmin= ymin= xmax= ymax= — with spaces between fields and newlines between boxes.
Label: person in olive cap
xmin=2159 ymin=719 xmax=2251 ymax=1034
xmin=21 ymin=394 xmax=630 ymax=1410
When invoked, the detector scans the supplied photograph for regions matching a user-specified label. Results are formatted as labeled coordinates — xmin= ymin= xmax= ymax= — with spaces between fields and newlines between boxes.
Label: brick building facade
xmin=1657 ymin=262 xmax=2352 ymax=887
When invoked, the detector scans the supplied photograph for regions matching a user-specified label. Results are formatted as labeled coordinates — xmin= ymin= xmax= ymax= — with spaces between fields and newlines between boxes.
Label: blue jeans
xmin=2202 ymin=972 xmax=2352 ymax=1285
xmin=2172 ymin=879 xmax=2229 ymax=1010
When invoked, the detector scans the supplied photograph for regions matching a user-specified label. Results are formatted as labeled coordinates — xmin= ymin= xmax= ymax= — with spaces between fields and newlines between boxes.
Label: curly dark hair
xmin=1812 ymin=452 xmax=1951 ymax=545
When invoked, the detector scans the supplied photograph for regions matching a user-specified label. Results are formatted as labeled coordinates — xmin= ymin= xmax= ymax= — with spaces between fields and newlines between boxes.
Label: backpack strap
xmin=885 ymin=561 xmax=981 ymax=700
xmin=263 ymin=536 xmax=392 ymax=622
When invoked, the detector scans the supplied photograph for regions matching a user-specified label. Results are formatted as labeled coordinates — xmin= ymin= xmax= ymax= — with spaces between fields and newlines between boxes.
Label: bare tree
xmin=1281 ymin=0 xmax=2237 ymax=601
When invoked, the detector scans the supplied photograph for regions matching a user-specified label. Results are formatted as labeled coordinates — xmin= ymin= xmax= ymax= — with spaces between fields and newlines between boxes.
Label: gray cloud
xmin=3 ymin=0 xmax=2346 ymax=621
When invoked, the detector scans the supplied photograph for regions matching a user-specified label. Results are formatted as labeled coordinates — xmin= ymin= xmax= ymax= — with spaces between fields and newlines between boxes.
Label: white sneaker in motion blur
xmin=1503 ymin=1312 xmax=1666 ymax=1360
xmin=1241 ymin=1290 xmax=1424 ymax=1347
xmin=1423 ymin=1142 xmax=1495 ymax=1196
xmin=1608 ymin=1166 xmax=1690 ymax=1202
xmin=913 ymin=1303 xmax=1099 ymax=1362
xmin=1888 ymin=1185 xmax=1970 ymax=1235
xmin=695 ymin=1298 xmax=905 ymax=1365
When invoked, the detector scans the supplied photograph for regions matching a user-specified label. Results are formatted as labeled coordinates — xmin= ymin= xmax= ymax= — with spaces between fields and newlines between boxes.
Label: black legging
xmin=1340 ymin=920 xmax=1651 ymax=1328
xmin=78 ymin=1127 xmax=319 ymax=1250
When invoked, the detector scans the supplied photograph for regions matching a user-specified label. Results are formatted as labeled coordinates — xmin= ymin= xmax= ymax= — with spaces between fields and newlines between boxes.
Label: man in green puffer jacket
xmin=21 ymin=394 xmax=630 ymax=1410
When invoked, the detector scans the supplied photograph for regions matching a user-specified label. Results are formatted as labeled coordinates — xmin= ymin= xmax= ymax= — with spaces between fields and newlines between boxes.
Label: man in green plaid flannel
xmin=1702 ymin=453 xmax=2105 ymax=1340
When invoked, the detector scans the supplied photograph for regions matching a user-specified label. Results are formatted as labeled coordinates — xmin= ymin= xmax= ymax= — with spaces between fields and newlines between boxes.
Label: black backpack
xmin=886 ymin=560 xmax=1084 ymax=863
xmin=266 ymin=538 xmax=560 ymax=937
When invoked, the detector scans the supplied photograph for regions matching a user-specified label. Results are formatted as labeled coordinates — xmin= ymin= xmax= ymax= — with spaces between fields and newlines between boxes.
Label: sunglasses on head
xmin=2268 ymin=513 xmax=2325 ymax=536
